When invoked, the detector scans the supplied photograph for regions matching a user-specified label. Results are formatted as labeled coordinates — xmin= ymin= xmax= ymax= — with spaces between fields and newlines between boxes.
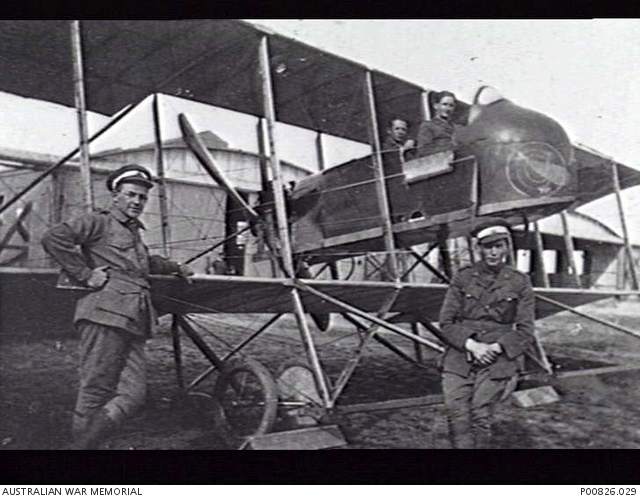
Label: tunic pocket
xmin=106 ymin=241 xmax=135 ymax=251
xmin=489 ymin=292 xmax=518 ymax=323
xmin=95 ymin=279 xmax=145 ymax=320
xmin=105 ymin=228 xmax=136 ymax=250
xmin=462 ymin=282 xmax=483 ymax=302
xmin=461 ymin=283 xmax=483 ymax=315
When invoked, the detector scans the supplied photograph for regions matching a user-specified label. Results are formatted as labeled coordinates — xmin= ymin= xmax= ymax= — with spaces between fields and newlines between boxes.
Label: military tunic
xmin=439 ymin=261 xmax=535 ymax=376
xmin=382 ymin=135 xmax=404 ymax=151
xmin=42 ymin=208 xmax=180 ymax=337
xmin=415 ymin=117 xmax=456 ymax=157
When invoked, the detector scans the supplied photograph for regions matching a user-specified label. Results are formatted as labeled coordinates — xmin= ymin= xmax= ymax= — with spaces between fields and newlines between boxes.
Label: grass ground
xmin=1 ymin=299 xmax=640 ymax=449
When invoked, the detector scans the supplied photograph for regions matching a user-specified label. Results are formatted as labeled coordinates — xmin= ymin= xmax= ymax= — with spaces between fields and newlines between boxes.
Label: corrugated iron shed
xmin=534 ymin=210 xmax=626 ymax=246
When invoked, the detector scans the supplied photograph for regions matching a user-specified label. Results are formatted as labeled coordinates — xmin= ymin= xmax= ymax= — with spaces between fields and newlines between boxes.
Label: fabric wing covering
xmin=0 ymin=20 xmax=418 ymax=145
xmin=150 ymin=274 xmax=626 ymax=320
xmin=0 ymin=20 xmax=637 ymax=195
xmin=0 ymin=268 xmax=627 ymax=336
xmin=572 ymin=145 xmax=640 ymax=206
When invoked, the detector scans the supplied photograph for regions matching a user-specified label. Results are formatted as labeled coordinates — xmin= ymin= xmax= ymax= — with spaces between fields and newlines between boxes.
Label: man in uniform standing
xmin=438 ymin=219 xmax=534 ymax=448
xmin=42 ymin=164 xmax=191 ymax=449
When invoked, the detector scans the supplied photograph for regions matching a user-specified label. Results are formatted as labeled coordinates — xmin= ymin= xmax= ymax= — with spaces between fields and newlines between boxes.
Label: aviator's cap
xmin=472 ymin=219 xmax=511 ymax=245
xmin=107 ymin=164 xmax=154 ymax=192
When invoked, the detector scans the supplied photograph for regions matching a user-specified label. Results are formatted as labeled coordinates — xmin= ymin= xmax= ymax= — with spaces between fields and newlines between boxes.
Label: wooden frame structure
xmin=0 ymin=20 xmax=639 ymax=447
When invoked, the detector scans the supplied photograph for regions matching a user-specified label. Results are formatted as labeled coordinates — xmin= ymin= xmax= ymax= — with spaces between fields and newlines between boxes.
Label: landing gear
xmin=211 ymin=358 xmax=278 ymax=446
xmin=276 ymin=361 xmax=330 ymax=427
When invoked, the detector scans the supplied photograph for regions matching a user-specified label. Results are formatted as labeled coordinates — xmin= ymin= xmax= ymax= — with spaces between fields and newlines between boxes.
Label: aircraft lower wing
xmin=151 ymin=274 xmax=630 ymax=322
xmin=1 ymin=268 xmax=633 ymax=337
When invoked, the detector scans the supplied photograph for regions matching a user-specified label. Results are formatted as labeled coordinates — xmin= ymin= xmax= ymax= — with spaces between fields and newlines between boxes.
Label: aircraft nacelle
xmin=288 ymin=87 xmax=577 ymax=263
xmin=457 ymin=86 xmax=576 ymax=215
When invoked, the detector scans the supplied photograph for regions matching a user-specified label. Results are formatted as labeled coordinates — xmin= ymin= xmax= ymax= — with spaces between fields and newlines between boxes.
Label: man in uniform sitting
xmin=438 ymin=219 xmax=534 ymax=448
xmin=42 ymin=164 xmax=192 ymax=449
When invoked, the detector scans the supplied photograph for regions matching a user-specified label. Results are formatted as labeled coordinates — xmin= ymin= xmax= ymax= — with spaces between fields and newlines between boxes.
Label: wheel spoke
xmin=212 ymin=358 xmax=278 ymax=444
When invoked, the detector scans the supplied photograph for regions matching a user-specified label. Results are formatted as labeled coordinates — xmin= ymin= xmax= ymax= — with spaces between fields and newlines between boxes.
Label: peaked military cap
xmin=471 ymin=218 xmax=511 ymax=245
xmin=106 ymin=164 xmax=154 ymax=192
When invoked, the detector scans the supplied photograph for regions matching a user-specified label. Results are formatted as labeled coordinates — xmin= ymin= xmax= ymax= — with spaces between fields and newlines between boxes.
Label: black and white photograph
xmin=1 ymin=19 xmax=640 ymax=452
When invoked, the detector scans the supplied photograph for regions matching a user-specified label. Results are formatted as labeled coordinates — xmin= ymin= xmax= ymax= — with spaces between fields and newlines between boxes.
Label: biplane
xmin=0 ymin=20 xmax=639 ymax=449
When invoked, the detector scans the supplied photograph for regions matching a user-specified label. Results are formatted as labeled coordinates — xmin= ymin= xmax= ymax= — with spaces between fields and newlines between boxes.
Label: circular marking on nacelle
xmin=505 ymin=142 xmax=569 ymax=197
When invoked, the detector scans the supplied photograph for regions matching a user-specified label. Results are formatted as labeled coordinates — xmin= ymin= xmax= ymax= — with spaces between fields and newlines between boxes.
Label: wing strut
xmin=330 ymin=288 xmax=402 ymax=405
xmin=536 ymin=293 xmax=640 ymax=341
xmin=341 ymin=312 xmax=430 ymax=367
xmin=364 ymin=70 xmax=399 ymax=281
xmin=611 ymin=161 xmax=639 ymax=290
xmin=257 ymin=35 xmax=332 ymax=409
xmin=70 ymin=21 xmax=94 ymax=212
xmin=295 ymin=280 xmax=445 ymax=353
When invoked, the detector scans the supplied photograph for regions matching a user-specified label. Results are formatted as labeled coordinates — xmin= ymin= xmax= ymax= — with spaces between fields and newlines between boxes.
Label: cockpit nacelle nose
xmin=456 ymin=86 xmax=576 ymax=212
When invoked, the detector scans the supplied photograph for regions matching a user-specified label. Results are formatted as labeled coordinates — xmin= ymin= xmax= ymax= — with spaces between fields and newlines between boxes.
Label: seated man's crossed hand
xmin=464 ymin=338 xmax=503 ymax=366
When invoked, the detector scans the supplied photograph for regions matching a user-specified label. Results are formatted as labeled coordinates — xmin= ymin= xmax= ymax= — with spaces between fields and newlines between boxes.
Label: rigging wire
xmin=1 ymin=143 xmax=479 ymax=270
xmin=156 ymin=290 xmax=438 ymax=385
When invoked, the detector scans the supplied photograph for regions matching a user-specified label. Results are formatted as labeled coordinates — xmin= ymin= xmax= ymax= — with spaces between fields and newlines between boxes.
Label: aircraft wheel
xmin=212 ymin=358 xmax=278 ymax=446
xmin=276 ymin=361 xmax=330 ymax=427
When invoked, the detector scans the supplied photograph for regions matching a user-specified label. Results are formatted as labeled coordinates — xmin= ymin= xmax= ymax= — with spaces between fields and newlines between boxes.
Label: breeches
xmin=73 ymin=321 xmax=147 ymax=434
xmin=442 ymin=370 xmax=512 ymax=449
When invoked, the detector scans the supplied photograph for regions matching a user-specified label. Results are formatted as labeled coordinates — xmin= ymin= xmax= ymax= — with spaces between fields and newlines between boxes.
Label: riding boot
xmin=472 ymin=406 xmax=494 ymax=449
xmin=448 ymin=421 xmax=475 ymax=449
xmin=475 ymin=426 xmax=493 ymax=449
xmin=70 ymin=409 xmax=116 ymax=450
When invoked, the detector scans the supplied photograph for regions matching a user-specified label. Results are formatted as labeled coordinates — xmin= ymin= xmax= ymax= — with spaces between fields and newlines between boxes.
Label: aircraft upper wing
xmin=0 ymin=268 xmax=631 ymax=337
xmin=0 ymin=21 xmax=637 ymax=209
xmin=0 ymin=20 xmax=423 ymax=146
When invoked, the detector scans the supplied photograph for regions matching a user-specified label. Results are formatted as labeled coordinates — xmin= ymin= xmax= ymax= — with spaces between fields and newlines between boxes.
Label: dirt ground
xmin=2 ymin=299 xmax=640 ymax=450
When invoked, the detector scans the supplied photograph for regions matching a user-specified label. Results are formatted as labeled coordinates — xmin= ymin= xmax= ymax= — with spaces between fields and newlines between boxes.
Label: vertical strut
xmin=70 ymin=20 xmax=94 ymax=212
xmin=364 ymin=70 xmax=398 ymax=282
xmin=611 ymin=161 xmax=639 ymax=290
xmin=171 ymin=315 xmax=184 ymax=389
xmin=466 ymin=237 xmax=476 ymax=265
xmin=560 ymin=211 xmax=581 ymax=287
xmin=532 ymin=221 xmax=550 ymax=287
xmin=258 ymin=37 xmax=294 ymax=276
xmin=290 ymin=288 xmax=332 ymax=407
xmin=315 ymin=132 xmax=326 ymax=172
xmin=152 ymin=94 xmax=171 ymax=257
xmin=256 ymin=118 xmax=279 ymax=277
xmin=258 ymin=36 xmax=331 ymax=407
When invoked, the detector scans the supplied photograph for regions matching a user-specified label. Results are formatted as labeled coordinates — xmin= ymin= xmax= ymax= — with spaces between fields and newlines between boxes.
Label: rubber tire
xmin=276 ymin=360 xmax=331 ymax=428
xmin=276 ymin=360 xmax=328 ymax=406
xmin=212 ymin=358 xmax=278 ymax=446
